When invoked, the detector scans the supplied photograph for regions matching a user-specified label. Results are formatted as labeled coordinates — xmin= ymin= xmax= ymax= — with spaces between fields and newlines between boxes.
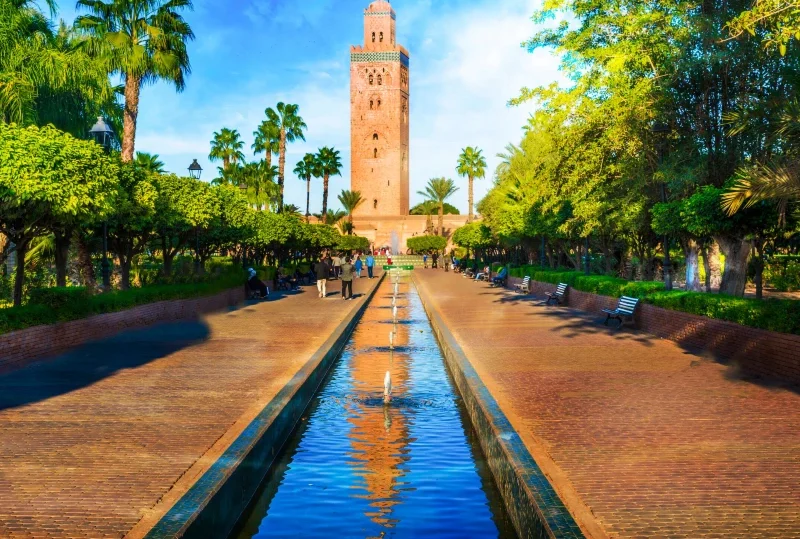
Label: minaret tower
xmin=350 ymin=0 xmax=410 ymax=217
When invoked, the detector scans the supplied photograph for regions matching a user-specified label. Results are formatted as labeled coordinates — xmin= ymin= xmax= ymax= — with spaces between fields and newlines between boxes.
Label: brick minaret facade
xmin=350 ymin=0 xmax=410 ymax=217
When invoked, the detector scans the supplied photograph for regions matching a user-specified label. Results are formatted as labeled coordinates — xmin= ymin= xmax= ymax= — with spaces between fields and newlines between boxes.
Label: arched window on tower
xmin=373 ymin=199 xmax=378 ymax=209
xmin=369 ymin=74 xmax=373 ymax=85
xmin=377 ymin=99 xmax=381 ymax=109
xmin=372 ymin=32 xmax=375 ymax=42
xmin=377 ymin=74 xmax=382 ymax=85
xmin=369 ymin=100 xmax=373 ymax=110
xmin=379 ymin=32 xmax=384 ymax=42
xmin=374 ymin=148 xmax=378 ymax=159
xmin=373 ymin=133 xmax=378 ymax=140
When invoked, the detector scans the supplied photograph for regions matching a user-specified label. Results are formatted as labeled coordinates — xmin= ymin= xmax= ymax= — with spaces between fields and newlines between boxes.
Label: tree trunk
xmin=438 ymin=204 xmax=444 ymax=236
xmin=716 ymin=236 xmax=751 ymax=297
xmin=54 ymin=229 xmax=71 ymax=288
xmin=701 ymin=244 xmax=712 ymax=292
xmin=161 ymin=235 xmax=175 ymax=275
xmin=468 ymin=176 xmax=474 ymax=223
xmin=322 ymin=175 xmax=329 ymax=217
xmin=752 ymin=239 xmax=764 ymax=300
xmin=278 ymin=129 xmax=286 ymax=212
xmin=120 ymin=257 xmax=132 ymax=291
xmin=121 ymin=74 xmax=142 ymax=163
xmin=306 ymin=177 xmax=311 ymax=222
xmin=708 ymin=241 xmax=722 ymax=290
xmin=12 ymin=238 xmax=28 ymax=307
xmin=76 ymin=233 xmax=96 ymax=288
xmin=683 ymin=239 xmax=702 ymax=292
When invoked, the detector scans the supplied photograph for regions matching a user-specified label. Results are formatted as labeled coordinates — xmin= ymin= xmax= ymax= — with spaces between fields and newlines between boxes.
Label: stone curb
xmin=138 ymin=274 xmax=385 ymax=539
xmin=413 ymin=273 xmax=585 ymax=539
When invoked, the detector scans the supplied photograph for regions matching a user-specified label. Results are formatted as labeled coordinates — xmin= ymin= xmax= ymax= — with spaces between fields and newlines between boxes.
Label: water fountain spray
xmin=393 ymin=305 xmax=398 ymax=324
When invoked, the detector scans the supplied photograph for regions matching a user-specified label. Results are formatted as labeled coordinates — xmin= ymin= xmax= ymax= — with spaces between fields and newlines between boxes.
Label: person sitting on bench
xmin=247 ymin=268 xmax=269 ymax=299
xmin=474 ymin=265 xmax=489 ymax=281
xmin=491 ymin=266 xmax=508 ymax=286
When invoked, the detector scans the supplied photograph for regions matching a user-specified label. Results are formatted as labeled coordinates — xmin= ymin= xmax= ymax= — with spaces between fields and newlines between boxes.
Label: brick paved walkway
xmin=0 ymin=277 xmax=379 ymax=538
xmin=414 ymin=271 xmax=800 ymax=539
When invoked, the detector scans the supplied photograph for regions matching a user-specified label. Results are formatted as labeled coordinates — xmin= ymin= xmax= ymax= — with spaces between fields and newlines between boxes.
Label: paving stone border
xmin=414 ymin=274 xmax=585 ymax=539
xmin=507 ymin=276 xmax=800 ymax=385
xmin=140 ymin=274 xmax=385 ymax=539
xmin=0 ymin=286 xmax=252 ymax=374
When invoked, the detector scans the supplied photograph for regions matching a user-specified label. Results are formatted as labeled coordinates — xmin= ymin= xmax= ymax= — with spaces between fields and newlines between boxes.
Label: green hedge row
xmin=507 ymin=266 xmax=800 ymax=335
xmin=0 ymin=273 xmax=243 ymax=335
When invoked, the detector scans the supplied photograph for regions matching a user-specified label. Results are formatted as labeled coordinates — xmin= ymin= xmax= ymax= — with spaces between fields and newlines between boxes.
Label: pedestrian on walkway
xmin=340 ymin=256 xmax=354 ymax=299
xmin=315 ymin=256 xmax=329 ymax=298
xmin=443 ymin=251 xmax=452 ymax=272
xmin=432 ymin=252 xmax=439 ymax=269
xmin=354 ymin=255 xmax=363 ymax=278
xmin=423 ymin=253 xmax=428 ymax=268
xmin=366 ymin=253 xmax=375 ymax=278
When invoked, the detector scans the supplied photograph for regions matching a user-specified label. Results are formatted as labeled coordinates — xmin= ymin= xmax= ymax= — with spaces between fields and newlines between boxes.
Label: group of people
xmin=422 ymin=251 xmax=458 ymax=272
xmin=314 ymin=251 xmax=376 ymax=300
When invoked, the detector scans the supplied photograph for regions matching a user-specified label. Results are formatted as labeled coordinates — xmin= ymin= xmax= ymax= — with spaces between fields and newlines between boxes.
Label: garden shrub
xmin=764 ymin=257 xmax=800 ymax=292
xmin=28 ymin=287 xmax=93 ymax=309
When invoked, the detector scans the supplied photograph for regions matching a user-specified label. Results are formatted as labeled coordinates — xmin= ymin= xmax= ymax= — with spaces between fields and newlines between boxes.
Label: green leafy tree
xmin=0 ymin=123 xmax=117 ymax=304
xmin=418 ymin=178 xmax=459 ymax=236
xmin=294 ymin=153 xmax=319 ymax=222
xmin=456 ymin=146 xmax=487 ymax=223
xmin=135 ymin=152 xmax=165 ymax=174
xmin=407 ymin=235 xmax=447 ymax=253
xmin=316 ymin=146 xmax=342 ymax=217
xmin=75 ymin=0 xmax=195 ymax=162
xmin=264 ymin=102 xmax=306 ymax=212
xmin=337 ymin=189 xmax=364 ymax=234
xmin=727 ymin=0 xmax=800 ymax=54
xmin=209 ymin=128 xmax=245 ymax=173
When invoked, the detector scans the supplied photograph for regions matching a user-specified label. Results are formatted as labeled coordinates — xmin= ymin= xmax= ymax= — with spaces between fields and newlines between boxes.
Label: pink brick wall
xmin=508 ymin=277 xmax=800 ymax=384
xmin=0 ymin=286 xmax=246 ymax=374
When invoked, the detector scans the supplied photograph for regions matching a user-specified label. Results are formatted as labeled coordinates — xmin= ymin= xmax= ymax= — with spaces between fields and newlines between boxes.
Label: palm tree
xmin=252 ymin=119 xmax=280 ymax=169
xmin=456 ymin=146 xmax=487 ymax=223
xmin=237 ymin=160 xmax=278 ymax=210
xmin=316 ymin=146 xmax=342 ymax=217
xmin=313 ymin=209 xmax=347 ymax=226
xmin=415 ymin=199 xmax=438 ymax=235
xmin=722 ymin=165 xmax=800 ymax=224
xmin=209 ymin=128 xmax=245 ymax=172
xmin=418 ymin=178 xmax=459 ymax=236
xmin=294 ymin=153 xmax=320 ymax=222
xmin=337 ymin=190 xmax=365 ymax=235
xmin=75 ymin=0 xmax=194 ymax=162
xmin=134 ymin=152 xmax=165 ymax=174
xmin=264 ymin=102 xmax=306 ymax=212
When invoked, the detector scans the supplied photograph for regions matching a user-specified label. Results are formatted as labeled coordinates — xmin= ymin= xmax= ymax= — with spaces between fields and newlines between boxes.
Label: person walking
xmin=423 ymin=253 xmax=428 ymax=269
xmin=340 ymin=256 xmax=354 ymax=300
xmin=366 ymin=253 xmax=375 ymax=279
xmin=354 ymin=255 xmax=363 ymax=278
xmin=315 ymin=256 xmax=329 ymax=298
xmin=443 ymin=251 xmax=452 ymax=272
xmin=333 ymin=253 xmax=342 ymax=279
xmin=432 ymin=252 xmax=439 ymax=269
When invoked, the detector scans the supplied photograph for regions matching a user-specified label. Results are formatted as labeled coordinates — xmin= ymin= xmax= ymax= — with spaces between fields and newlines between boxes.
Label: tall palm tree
xmin=294 ymin=153 xmax=320 ymax=222
xmin=416 ymin=199 xmax=438 ymax=235
xmin=456 ymin=146 xmax=487 ymax=223
xmin=316 ymin=146 xmax=342 ymax=217
xmin=252 ymin=119 xmax=280 ymax=169
xmin=75 ymin=0 xmax=195 ymax=162
xmin=134 ymin=151 xmax=165 ymax=174
xmin=313 ymin=209 xmax=347 ymax=226
xmin=418 ymin=178 xmax=459 ymax=236
xmin=264 ymin=102 xmax=306 ymax=212
xmin=338 ymin=190 xmax=365 ymax=235
xmin=209 ymin=128 xmax=245 ymax=172
xmin=237 ymin=160 xmax=278 ymax=210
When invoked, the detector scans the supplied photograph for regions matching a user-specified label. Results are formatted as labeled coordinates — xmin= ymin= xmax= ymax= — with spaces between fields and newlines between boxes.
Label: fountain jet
xmin=384 ymin=370 xmax=392 ymax=403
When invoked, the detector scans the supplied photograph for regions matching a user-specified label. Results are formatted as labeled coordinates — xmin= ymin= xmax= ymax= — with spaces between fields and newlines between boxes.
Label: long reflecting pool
xmin=231 ymin=273 xmax=516 ymax=538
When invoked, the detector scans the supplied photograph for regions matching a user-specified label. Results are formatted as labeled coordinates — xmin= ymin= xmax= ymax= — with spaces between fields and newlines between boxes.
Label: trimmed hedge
xmin=0 ymin=273 xmax=243 ymax=335
xmin=508 ymin=266 xmax=800 ymax=335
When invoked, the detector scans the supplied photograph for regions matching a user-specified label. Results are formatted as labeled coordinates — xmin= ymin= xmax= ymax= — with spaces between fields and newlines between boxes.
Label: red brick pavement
xmin=0 ymin=277 xmax=379 ymax=538
xmin=414 ymin=270 xmax=800 ymax=538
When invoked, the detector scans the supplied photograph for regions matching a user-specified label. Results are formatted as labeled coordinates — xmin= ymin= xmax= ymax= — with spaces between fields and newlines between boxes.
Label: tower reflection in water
xmin=232 ymin=274 xmax=515 ymax=539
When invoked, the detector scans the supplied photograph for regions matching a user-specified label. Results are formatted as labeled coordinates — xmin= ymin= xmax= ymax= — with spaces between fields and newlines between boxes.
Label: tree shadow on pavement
xmin=0 ymin=319 xmax=211 ymax=412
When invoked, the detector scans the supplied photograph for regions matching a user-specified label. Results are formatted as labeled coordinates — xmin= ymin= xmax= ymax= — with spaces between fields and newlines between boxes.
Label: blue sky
xmin=55 ymin=0 xmax=565 ymax=214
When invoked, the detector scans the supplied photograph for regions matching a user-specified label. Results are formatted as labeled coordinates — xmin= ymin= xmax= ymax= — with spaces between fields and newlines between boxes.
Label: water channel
xmin=231 ymin=273 xmax=516 ymax=538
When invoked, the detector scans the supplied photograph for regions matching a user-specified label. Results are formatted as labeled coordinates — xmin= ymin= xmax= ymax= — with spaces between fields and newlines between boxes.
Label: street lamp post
xmin=652 ymin=122 xmax=673 ymax=291
xmin=188 ymin=160 xmax=203 ymax=273
xmin=88 ymin=117 xmax=115 ymax=290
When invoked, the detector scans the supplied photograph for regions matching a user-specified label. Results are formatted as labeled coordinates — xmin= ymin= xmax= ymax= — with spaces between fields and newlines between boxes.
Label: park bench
xmin=602 ymin=296 xmax=640 ymax=328
xmin=514 ymin=276 xmax=531 ymax=294
xmin=490 ymin=268 xmax=508 ymax=287
xmin=545 ymin=283 xmax=568 ymax=305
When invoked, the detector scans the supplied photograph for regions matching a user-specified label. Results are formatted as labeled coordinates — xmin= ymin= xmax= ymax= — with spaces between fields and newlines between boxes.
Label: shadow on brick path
xmin=0 ymin=320 xmax=210 ymax=412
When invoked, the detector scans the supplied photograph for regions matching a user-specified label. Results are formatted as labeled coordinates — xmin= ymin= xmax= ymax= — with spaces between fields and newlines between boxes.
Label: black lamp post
xmin=88 ymin=117 xmax=115 ymax=290
xmin=188 ymin=159 xmax=203 ymax=180
xmin=651 ymin=122 xmax=673 ymax=291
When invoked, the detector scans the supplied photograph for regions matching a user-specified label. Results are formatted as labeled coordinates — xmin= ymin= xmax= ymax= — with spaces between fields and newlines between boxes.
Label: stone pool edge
xmin=412 ymin=274 xmax=585 ymax=539
xmin=138 ymin=274 xmax=385 ymax=539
